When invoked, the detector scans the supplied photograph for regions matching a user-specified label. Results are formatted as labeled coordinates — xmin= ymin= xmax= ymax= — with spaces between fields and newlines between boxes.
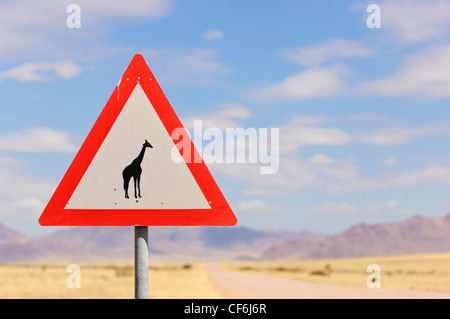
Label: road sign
xmin=39 ymin=54 xmax=237 ymax=226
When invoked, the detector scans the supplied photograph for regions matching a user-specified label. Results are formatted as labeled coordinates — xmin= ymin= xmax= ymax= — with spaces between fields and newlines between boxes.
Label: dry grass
xmin=4 ymin=252 xmax=450 ymax=298
xmin=224 ymin=252 xmax=450 ymax=292
xmin=0 ymin=262 xmax=220 ymax=299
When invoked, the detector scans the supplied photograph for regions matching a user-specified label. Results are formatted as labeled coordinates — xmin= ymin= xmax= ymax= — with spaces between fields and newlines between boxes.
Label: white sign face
xmin=67 ymin=84 xmax=210 ymax=210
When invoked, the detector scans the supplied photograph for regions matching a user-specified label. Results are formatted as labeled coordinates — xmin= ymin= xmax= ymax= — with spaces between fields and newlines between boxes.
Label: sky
xmin=1 ymin=0 xmax=450 ymax=236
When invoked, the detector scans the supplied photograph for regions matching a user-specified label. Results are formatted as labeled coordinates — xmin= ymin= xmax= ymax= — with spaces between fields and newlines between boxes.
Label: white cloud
xmin=364 ymin=200 xmax=417 ymax=215
xmin=179 ymin=50 xmax=231 ymax=74
xmin=360 ymin=45 xmax=450 ymax=99
xmin=214 ymin=103 xmax=251 ymax=120
xmin=237 ymin=199 xmax=278 ymax=213
xmin=0 ymin=128 xmax=78 ymax=152
xmin=381 ymin=0 xmax=450 ymax=43
xmin=379 ymin=156 xmax=398 ymax=166
xmin=319 ymin=164 xmax=364 ymax=193
xmin=0 ymin=62 xmax=81 ymax=83
xmin=281 ymin=114 xmax=448 ymax=153
xmin=279 ymin=126 xmax=352 ymax=153
xmin=182 ymin=108 xmax=450 ymax=197
xmin=182 ymin=103 xmax=251 ymax=131
xmin=203 ymin=30 xmax=224 ymax=40
xmin=145 ymin=49 xmax=232 ymax=86
xmin=248 ymin=66 xmax=346 ymax=102
xmin=213 ymin=154 xmax=356 ymax=197
xmin=317 ymin=202 xmax=358 ymax=213
xmin=289 ymin=113 xmax=396 ymax=127
xmin=0 ymin=0 xmax=174 ymax=60
xmin=79 ymin=0 xmax=173 ymax=20
xmin=12 ymin=197 xmax=45 ymax=210
xmin=341 ymin=113 xmax=396 ymax=124
xmin=309 ymin=154 xmax=343 ymax=166
xmin=287 ymin=115 xmax=332 ymax=126
xmin=390 ymin=166 xmax=450 ymax=187
xmin=397 ymin=207 xmax=417 ymax=215
xmin=326 ymin=165 xmax=450 ymax=194
xmin=214 ymin=146 xmax=450 ymax=196
xmin=0 ymin=156 xmax=56 ymax=220
xmin=385 ymin=200 xmax=399 ymax=209
xmin=355 ymin=126 xmax=449 ymax=146
xmin=282 ymin=39 xmax=374 ymax=66
xmin=211 ymin=158 xmax=319 ymax=197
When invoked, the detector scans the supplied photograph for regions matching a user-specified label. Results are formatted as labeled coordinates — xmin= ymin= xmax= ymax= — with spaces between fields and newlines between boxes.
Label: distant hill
xmin=0 ymin=223 xmax=28 ymax=245
xmin=0 ymin=224 xmax=319 ymax=263
xmin=261 ymin=214 xmax=450 ymax=260
xmin=2 ymin=213 xmax=450 ymax=263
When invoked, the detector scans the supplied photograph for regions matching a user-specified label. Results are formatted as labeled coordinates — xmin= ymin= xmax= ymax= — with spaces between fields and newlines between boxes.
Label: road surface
xmin=205 ymin=263 xmax=450 ymax=299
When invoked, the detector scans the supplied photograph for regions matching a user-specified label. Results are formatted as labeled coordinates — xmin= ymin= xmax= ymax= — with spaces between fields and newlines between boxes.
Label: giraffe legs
xmin=123 ymin=173 xmax=131 ymax=199
xmin=137 ymin=175 xmax=141 ymax=198
xmin=132 ymin=175 xmax=142 ymax=199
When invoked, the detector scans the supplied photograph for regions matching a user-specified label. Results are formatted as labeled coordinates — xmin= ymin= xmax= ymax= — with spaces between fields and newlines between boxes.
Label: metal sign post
xmin=134 ymin=226 xmax=149 ymax=299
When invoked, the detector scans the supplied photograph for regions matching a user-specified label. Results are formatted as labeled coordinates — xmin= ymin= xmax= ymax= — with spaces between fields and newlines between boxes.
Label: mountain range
xmin=0 ymin=224 xmax=319 ymax=263
xmin=262 ymin=214 xmax=450 ymax=259
xmin=1 ymin=213 xmax=450 ymax=263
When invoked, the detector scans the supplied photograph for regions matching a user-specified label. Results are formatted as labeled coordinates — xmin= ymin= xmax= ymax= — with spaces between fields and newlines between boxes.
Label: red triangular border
xmin=39 ymin=54 xmax=237 ymax=226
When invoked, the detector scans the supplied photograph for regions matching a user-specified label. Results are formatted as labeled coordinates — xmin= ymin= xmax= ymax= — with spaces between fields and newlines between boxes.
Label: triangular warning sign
xmin=39 ymin=54 xmax=237 ymax=226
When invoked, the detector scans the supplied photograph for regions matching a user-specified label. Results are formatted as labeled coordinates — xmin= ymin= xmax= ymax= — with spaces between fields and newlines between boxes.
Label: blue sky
xmin=1 ymin=0 xmax=450 ymax=235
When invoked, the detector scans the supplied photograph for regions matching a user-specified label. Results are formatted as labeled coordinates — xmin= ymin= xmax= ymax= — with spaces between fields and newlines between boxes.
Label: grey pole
xmin=134 ymin=226 xmax=149 ymax=299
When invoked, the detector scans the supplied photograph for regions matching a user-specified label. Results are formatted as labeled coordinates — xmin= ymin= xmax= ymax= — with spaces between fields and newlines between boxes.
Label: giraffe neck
xmin=133 ymin=145 xmax=146 ymax=165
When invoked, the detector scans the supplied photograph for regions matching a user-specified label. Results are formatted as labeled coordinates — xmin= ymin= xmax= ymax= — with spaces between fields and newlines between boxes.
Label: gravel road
xmin=205 ymin=263 xmax=450 ymax=299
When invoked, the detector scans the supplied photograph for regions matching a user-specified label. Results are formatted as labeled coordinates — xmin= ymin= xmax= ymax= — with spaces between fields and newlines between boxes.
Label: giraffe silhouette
xmin=122 ymin=140 xmax=153 ymax=199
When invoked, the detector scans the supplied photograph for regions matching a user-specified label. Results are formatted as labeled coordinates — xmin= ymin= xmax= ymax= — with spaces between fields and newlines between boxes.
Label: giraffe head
xmin=144 ymin=139 xmax=153 ymax=148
